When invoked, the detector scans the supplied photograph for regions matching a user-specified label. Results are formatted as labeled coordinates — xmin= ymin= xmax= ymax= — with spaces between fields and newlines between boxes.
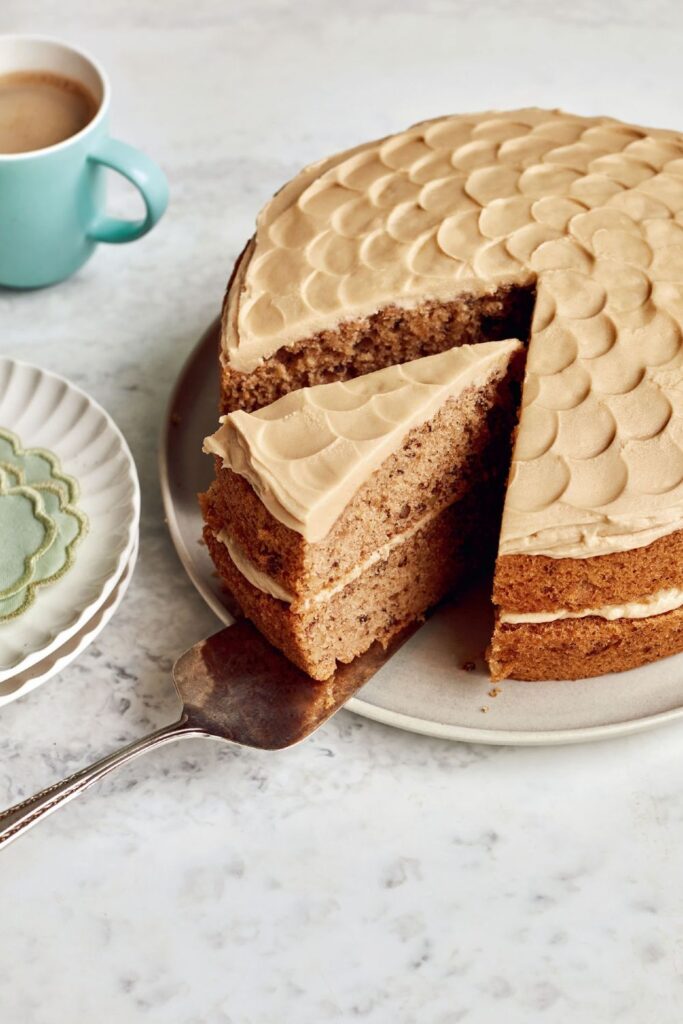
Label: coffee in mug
xmin=0 ymin=69 xmax=98 ymax=154
xmin=0 ymin=35 xmax=168 ymax=288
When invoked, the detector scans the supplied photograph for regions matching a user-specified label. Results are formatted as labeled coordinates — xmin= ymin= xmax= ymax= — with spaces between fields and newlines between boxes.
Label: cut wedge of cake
xmin=202 ymin=340 xmax=524 ymax=679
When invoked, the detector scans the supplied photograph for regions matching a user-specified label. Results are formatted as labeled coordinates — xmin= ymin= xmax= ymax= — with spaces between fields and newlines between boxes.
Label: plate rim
xmin=159 ymin=319 xmax=683 ymax=747
xmin=0 ymin=356 xmax=141 ymax=681
xmin=159 ymin=318 xmax=231 ymax=625
xmin=344 ymin=694 xmax=683 ymax=746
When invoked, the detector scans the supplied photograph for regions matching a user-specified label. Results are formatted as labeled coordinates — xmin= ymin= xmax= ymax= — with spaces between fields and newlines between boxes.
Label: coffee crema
xmin=0 ymin=70 xmax=98 ymax=154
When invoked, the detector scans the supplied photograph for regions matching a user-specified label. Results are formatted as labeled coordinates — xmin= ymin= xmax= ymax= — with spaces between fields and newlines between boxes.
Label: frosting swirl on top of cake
xmin=204 ymin=340 xmax=520 ymax=542
xmin=223 ymin=107 xmax=683 ymax=372
xmin=222 ymin=108 xmax=683 ymax=559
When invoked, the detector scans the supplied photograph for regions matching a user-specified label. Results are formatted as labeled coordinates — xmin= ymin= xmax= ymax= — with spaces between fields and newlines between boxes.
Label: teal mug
xmin=0 ymin=35 xmax=168 ymax=288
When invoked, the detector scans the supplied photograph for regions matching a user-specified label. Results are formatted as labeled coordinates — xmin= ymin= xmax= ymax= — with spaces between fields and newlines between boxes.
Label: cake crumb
xmin=462 ymin=660 xmax=476 ymax=672
xmin=480 ymin=705 xmax=489 ymax=713
xmin=488 ymin=687 xmax=501 ymax=698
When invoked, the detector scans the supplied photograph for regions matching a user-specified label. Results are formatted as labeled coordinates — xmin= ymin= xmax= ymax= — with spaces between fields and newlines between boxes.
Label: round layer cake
xmin=210 ymin=107 xmax=683 ymax=681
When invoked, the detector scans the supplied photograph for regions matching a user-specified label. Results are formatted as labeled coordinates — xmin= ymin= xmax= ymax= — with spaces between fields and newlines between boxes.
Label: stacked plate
xmin=0 ymin=359 xmax=139 ymax=707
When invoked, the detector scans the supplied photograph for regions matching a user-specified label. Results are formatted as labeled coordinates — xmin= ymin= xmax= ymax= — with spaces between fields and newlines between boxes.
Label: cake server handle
xmin=0 ymin=717 xmax=206 ymax=850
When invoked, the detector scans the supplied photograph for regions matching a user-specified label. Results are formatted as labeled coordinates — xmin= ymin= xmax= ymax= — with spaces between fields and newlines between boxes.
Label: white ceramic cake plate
xmin=0 ymin=358 xmax=140 ymax=683
xmin=159 ymin=320 xmax=683 ymax=746
xmin=0 ymin=539 xmax=138 ymax=708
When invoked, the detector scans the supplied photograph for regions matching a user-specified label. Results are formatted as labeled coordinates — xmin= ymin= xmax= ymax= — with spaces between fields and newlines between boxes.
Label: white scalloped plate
xmin=0 ymin=539 xmax=138 ymax=707
xmin=160 ymin=321 xmax=683 ymax=746
xmin=0 ymin=359 xmax=139 ymax=682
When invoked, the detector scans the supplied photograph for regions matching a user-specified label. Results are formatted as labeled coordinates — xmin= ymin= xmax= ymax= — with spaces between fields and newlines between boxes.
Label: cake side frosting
xmin=222 ymin=107 xmax=683 ymax=561
xmin=204 ymin=339 xmax=520 ymax=542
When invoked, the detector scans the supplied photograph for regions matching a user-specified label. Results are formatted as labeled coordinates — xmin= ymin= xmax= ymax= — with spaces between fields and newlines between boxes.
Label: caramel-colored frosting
xmin=222 ymin=108 xmax=683 ymax=560
xmin=204 ymin=340 xmax=520 ymax=542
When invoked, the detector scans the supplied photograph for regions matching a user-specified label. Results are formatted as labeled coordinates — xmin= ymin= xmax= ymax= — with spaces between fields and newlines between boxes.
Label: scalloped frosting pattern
xmin=223 ymin=108 xmax=683 ymax=558
xmin=205 ymin=340 xmax=520 ymax=542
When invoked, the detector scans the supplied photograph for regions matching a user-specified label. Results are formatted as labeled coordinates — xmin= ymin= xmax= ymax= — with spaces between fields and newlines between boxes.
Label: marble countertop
xmin=2 ymin=1 xmax=683 ymax=1020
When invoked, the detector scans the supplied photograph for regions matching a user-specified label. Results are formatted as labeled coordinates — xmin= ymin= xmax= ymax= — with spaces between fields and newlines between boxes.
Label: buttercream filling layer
xmin=217 ymin=530 xmax=294 ymax=603
xmin=215 ymin=504 xmax=448 ymax=611
xmin=500 ymin=587 xmax=683 ymax=624
xmin=221 ymin=519 xmax=683 ymax=625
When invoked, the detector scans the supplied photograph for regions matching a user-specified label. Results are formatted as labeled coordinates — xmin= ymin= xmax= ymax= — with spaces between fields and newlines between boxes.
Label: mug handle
xmin=87 ymin=138 xmax=169 ymax=243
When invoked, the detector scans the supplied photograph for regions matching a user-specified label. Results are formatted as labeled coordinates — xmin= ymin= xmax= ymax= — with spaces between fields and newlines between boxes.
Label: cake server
xmin=0 ymin=618 xmax=418 ymax=849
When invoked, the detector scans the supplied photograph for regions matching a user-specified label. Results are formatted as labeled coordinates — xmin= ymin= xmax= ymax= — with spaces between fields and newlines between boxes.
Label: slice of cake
xmin=202 ymin=340 xmax=524 ymax=679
